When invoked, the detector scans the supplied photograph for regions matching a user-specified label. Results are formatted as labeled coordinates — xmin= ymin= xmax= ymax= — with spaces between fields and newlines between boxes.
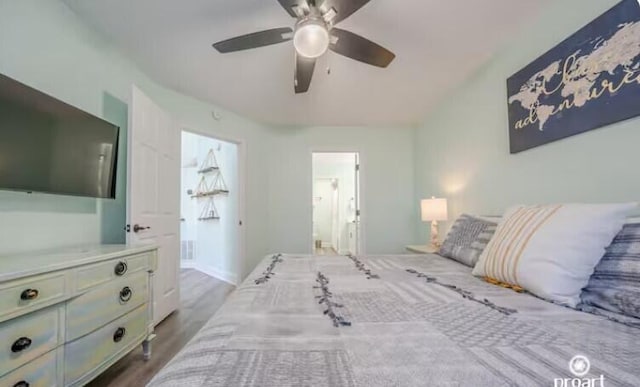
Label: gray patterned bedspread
xmin=148 ymin=254 xmax=640 ymax=387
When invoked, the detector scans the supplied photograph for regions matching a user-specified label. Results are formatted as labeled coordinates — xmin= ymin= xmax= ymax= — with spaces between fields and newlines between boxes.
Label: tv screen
xmin=0 ymin=74 xmax=119 ymax=199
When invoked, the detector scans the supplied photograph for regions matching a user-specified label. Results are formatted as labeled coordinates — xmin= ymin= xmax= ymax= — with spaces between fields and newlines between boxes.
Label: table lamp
xmin=421 ymin=197 xmax=448 ymax=249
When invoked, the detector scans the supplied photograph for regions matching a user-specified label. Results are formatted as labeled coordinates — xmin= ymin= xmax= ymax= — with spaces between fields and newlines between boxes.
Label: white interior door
xmin=128 ymin=85 xmax=180 ymax=325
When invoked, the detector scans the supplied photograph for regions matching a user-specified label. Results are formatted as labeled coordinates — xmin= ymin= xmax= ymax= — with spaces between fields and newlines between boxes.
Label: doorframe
xmin=180 ymin=127 xmax=247 ymax=286
xmin=309 ymin=149 xmax=365 ymax=255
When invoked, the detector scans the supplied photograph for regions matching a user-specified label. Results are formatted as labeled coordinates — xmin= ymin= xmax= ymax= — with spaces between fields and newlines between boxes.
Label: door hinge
xmin=125 ymin=224 xmax=131 ymax=233
xmin=356 ymin=210 xmax=361 ymax=217
xmin=355 ymin=164 xmax=360 ymax=171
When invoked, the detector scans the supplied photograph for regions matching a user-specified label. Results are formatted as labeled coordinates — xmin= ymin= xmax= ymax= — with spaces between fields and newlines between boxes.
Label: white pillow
xmin=472 ymin=203 xmax=636 ymax=307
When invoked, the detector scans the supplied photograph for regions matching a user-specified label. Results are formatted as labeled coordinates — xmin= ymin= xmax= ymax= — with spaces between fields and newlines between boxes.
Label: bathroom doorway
xmin=311 ymin=152 xmax=360 ymax=255
xmin=180 ymin=130 xmax=241 ymax=284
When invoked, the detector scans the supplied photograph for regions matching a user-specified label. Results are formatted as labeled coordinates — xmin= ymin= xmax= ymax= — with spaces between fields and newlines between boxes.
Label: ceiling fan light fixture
xmin=293 ymin=18 xmax=329 ymax=58
xmin=322 ymin=7 xmax=337 ymax=23
xmin=211 ymin=0 xmax=395 ymax=93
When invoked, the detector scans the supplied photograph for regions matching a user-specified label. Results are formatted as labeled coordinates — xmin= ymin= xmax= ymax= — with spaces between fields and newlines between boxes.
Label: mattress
xmin=148 ymin=253 xmax=640 ymax=386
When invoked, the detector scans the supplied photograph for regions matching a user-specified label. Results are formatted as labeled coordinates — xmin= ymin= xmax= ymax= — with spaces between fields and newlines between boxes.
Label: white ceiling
xmin=64 ymin=0 xmax=550 ymax=127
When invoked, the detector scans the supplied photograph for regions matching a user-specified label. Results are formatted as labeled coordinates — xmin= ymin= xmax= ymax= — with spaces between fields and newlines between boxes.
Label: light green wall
xmin=0 ymin=0 xmax=273 ymax=274
xmin=4 ymin=0 xmax=635 ymax=264
xmin=267 ymin=126 xmax=416 ymax=255
xmin=0 ymin=0 xmax=416 ymax=277
xmin=13 ymin=0 xmax=622 ymax=270
xmin=100 ymin=93 xmax=128 ymax=244
xmin=414 ymin=0 xmax=640 ymax=240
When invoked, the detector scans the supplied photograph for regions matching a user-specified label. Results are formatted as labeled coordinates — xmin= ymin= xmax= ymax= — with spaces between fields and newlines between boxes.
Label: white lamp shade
xmin=421 ymin=198 xmax=448 ymax=222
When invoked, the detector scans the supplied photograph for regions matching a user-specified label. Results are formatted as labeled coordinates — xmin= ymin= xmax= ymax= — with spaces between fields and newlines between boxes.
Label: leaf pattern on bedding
xmin=406 ymin=268 xmax=517 ymax=316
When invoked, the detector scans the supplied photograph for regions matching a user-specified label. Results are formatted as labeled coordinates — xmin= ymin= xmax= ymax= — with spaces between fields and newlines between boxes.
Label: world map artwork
xmin=507 ymin=0 xmax=640 ymax=153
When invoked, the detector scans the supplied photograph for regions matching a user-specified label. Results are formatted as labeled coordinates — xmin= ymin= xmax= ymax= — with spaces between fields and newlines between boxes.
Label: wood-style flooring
xmin=87 ymin=269 xmax=235 ymax=387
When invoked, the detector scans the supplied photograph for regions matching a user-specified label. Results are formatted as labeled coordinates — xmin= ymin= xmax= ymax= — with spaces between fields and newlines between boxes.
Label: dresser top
xmin=0 ymin=244 xmax=157 ymax=283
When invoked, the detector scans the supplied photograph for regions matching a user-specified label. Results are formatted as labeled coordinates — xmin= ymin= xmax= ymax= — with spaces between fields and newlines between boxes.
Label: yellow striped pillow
xmin=472 ymin=203 xmax=635 ymax=307
xmin=480 ymin=205 xmax=562 ymax=286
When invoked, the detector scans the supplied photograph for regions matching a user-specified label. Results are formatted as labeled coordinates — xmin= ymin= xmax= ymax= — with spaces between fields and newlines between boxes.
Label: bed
xmin=148 ymin=253 xmax=640 ymax=386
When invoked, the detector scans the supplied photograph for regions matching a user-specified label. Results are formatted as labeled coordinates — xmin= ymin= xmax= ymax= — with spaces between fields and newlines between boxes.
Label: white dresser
xmin=0 ymin=245 xmax=157 ymax=387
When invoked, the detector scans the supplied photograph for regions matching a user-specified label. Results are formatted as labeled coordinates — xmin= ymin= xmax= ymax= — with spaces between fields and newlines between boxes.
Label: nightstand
xmin=405 ymin=245 xmax=439 ymax=254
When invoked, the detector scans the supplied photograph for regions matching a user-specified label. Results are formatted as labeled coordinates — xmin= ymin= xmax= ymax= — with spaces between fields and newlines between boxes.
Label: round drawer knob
xmin=11 ymin=337 xmax=32 ymax=353
xmin=114 ymin=261 xmax=128 ymax=276
xmin=20 ymin=289 xmax=39 ymax=301
xmin=119 ymin=286 xmax=132 ymax=303
xmin=13 ymin=381 xmax=29 ymax=387
xmin=113 ymin=327 xmax=126 ymax=343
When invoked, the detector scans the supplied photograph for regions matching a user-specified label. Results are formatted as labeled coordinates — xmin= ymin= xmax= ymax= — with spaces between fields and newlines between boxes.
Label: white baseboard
xmin=185 ymin=262 xmax=237 ymax=285
xmin=180 ymin=260 xmax=197 ymax=269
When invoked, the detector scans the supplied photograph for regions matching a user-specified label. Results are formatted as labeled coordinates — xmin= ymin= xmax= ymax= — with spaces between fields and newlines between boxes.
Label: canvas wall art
xmin=507 ymin=0 xmax=640 ymax=153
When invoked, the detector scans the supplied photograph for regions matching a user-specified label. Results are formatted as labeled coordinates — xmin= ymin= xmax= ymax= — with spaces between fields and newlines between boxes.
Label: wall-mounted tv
xmin=0 ymin=73 xmax=119 ymax=199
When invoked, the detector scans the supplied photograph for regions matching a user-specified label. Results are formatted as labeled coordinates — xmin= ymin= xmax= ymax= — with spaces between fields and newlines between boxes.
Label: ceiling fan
xmin=212 ymin=0 xmax=395 ymax=94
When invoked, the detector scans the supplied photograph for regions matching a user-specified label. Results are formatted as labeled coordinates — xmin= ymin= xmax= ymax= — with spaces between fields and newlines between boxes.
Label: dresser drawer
xmin=0 ymin=272 xmax=67 ymax=322
xmin=0 ymin=306 xmax=61 ymax=376
xmin=75 ymin=252 xmax=152 ymax=292
xmin=64 ymin=304 xmax=147 ymax=385
xmin=66 ymin=271 xmax=149 ymax=341
xmin=0 ymin=349 xmax=58 ymax=387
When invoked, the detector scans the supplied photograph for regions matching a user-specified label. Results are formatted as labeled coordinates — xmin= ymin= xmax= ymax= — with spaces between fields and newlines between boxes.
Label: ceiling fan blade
xmin=319 ymin=0 xmax=371 ymax=24
xmin=277 ymin=0 xmax=309 ymax=18
xmin=329 ymin=28 xmax=395 ymax=68
xmin=213 ymin=28 xmax=293 ymax=53
xmin=295 ymin=54 xmax=316 ymax=93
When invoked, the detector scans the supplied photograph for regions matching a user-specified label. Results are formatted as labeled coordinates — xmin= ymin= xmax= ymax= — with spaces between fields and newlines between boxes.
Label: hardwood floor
xmin=314 ymin=247 xmax=339 ymax=255
xmin=87 ymin=269 xmax=235 ymax=387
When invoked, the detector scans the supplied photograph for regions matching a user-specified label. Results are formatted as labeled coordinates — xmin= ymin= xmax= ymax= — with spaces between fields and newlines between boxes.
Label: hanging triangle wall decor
xmin=198 ymin=149 xmax=220 ymax=174
xmin=198 ymin=197 xmax=220 ymax=221
xmin=210 ymin=172 xmax=229 ymax=194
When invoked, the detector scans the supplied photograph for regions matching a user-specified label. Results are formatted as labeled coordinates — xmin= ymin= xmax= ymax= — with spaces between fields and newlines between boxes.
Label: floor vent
xmin=181 ymin=240 xmax=196 ymax=261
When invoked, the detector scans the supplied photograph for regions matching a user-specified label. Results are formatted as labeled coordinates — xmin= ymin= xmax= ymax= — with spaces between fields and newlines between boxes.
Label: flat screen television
xmin=0 ymin=73 xmax=119 ymax=199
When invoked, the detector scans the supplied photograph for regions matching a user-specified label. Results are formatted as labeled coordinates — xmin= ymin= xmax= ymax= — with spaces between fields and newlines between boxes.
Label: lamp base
xmin=430 ymin=220 xmax=440 ymax=250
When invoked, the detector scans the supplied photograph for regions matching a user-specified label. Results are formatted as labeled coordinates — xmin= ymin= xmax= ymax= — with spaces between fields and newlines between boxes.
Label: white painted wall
xmin=181 ymin=132 xmax=239 ymax=283
xmin=313 ymin=153 xmax=358 ymax=253
xmin=414 ymin=0 xmax=640 ymax=241
xmin=312 ymin=179 xmax=336 ymax=247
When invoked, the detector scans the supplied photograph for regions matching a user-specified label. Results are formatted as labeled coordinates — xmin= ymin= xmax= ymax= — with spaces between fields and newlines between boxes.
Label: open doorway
xmin=312 ymin=152 xmax=360 ymax=256
xmin=180 ymin=130 xmax=240 ymax=284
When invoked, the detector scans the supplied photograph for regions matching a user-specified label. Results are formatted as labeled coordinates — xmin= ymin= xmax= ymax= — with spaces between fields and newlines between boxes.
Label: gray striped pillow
xmin=438 ymin=214 xmax=497 ymax=267
xmin=580 ymin=223 xmax=640 ymax=320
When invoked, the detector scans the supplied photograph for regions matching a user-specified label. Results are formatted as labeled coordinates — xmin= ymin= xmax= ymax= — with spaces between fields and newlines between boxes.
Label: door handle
xmin=133 ymin=224 xmax=151 ymax=233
